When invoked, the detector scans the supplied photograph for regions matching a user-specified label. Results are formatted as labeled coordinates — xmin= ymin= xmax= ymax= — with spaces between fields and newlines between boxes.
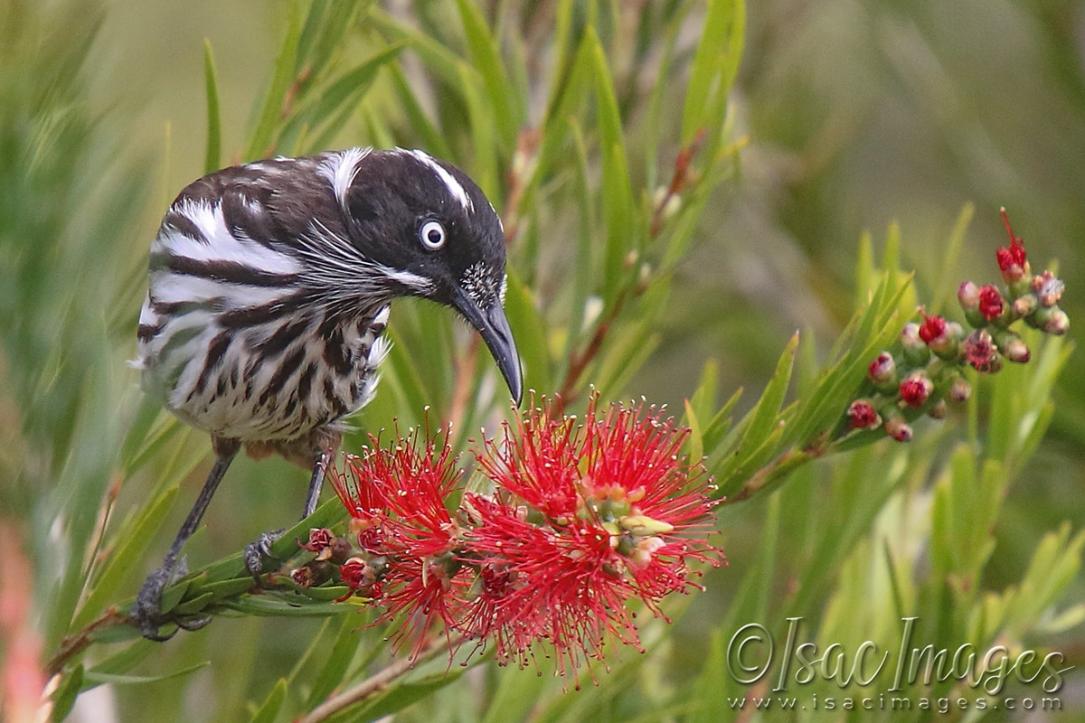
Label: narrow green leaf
xmin=387 ymin=64 xmax=453 ymax=159
xmin=83 ymin=661 xmax=210 ymax=687
xmin=250 ymin=678 xmax=288 ymax=723
xmin=222 ymin=596 xmax=345 ymax=617
xmin=202 ymin=39 xmax=222 ymax=172
xmin=305 ymin=611 xmax=366 ymax=708
xmin=51 ymin=665 xmax=84 ymax=722
xmin=683 ymin=400 xmax=704 ymax=463
xmin=454 ymin=0 xmax=520 ymax=147
xmin=585 ymin=27 xmax=635 ymax=303
xmin=73 ymin=486 xmax=178 ymax=628
xmin=504 ymin=269 xmax=551 ymax=394
xmin=246 ymin=2 xmax=303 ymax=159
xmin=682 ymin=0 xmax=744 ymax=141
xmin=350 ymin=670 xmax=466 ymax=721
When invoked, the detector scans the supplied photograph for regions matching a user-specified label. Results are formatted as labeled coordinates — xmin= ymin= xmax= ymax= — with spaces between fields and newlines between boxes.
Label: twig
xmin=557 ymin=289 xmax=628 ymax=405
xmin=45 ymin=608 xmax=127 ymax=676
xmin=299 ymin=635 xmax=464 ymax=723
xmin=557 ymin=133 xmax=706 ymax=406
xmin=501 ymin=129 xmax=540 ymax=245
xmin=649 ymin=129 xmax=705 ymax=237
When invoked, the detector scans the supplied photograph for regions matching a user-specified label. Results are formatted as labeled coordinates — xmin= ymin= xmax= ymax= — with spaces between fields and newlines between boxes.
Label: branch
xmin=45 ymin=608 xmax=126 ymax=676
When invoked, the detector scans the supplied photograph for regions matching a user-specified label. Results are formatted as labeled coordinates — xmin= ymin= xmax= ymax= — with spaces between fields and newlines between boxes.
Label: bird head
xmin=341 ymin=148 xmax=522 ymax=405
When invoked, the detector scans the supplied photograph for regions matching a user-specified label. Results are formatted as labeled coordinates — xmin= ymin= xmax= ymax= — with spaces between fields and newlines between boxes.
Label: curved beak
xmin=451 ymin=287 xmax=523 ymax=405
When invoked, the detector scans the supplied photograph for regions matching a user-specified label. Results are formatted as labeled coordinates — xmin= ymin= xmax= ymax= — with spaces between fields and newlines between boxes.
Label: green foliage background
xmin=1 ymin=0 xmax=1082 ymax=720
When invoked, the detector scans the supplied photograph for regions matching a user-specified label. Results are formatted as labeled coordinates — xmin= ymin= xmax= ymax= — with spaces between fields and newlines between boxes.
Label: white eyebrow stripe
xmin=405 ymin=149 xmax=474 ymax=212
xmin=318 ymin=147 xmax=371 ymax=210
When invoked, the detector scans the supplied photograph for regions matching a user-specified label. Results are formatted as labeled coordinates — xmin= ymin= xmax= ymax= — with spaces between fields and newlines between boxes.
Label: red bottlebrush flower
xmin=898 ymin=373 xmax=933 ymax=408
xmin=475 ymin=398 xmax=583 ymax=521
xmin=867 ymin=352 xmax=896 ymax=384
xmin=977 ymin=285 xmax=1005 ymax=321
xmin=847 ymin=400 xmax=881 ymax=430
xmin=996 ymin=208 xmax=1030 ymax=284
xmin=963 ymin=330 xmax=1001 ymax=373
xmin=331 ymin=430 xmax=471 ymax=657
xmin=918 ymin=311 xmax=946 ymax=344
xmin=464 ymin=400 xmax=722 ymax=674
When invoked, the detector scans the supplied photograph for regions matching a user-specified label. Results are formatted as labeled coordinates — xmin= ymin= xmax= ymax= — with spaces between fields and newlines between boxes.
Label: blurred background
xmin=3 ymin=0 xmax=1083 ymax=720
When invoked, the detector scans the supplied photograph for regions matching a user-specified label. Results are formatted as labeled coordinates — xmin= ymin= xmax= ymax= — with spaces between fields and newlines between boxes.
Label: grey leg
xmin=133 ymin=439 xmax=239 ymax=640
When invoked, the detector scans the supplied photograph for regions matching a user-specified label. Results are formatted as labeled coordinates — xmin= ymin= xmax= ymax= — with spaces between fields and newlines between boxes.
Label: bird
xmin=131 ymin=147 xmax=522 ymax=640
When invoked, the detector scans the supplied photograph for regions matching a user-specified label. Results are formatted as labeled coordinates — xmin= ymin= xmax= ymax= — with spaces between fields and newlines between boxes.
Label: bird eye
xmin=419 ymin=220 xmax=446 ymax=251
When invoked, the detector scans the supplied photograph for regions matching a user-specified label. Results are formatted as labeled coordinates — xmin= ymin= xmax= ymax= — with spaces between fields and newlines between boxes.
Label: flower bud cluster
xmin=846 ymin=209 xmax=1069 ymax=442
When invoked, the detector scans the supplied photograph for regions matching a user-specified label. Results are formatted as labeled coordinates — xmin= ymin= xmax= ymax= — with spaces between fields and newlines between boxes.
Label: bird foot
xmin=132 ymin=558 xmax=211 ymax=641
xmin=244 ymin=528 xmax=285 ymax=582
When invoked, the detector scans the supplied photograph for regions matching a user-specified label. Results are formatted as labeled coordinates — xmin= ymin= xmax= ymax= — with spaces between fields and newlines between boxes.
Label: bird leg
xmin=244 ymin=444 xmax=336 ymax=581
xmin=133 ymin=437 xmax=239 ymax=641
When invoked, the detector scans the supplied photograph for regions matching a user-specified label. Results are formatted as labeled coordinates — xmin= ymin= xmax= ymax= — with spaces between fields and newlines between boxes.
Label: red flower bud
xmin=1043 ymin=308 xmax=1070 ymax=336
xmin=996 ymin=208 xmax=1030 ymax=284
xmin=948 ymin=376 xmax=971 ymax=403
xmin=1002 ymin=336 xmax=1030 ymax=364
xmin=847 ymin=400 xmax=881 ymax=430
xmin=918 ymin=312 xmax=947 ymax=344
xmin=291 ymin=566 xmax=315 ymax=588
xmin=927 ymin=400 xmax=947 ymax=420
xmin=1031 ymin=271 xmax=1065 ymax=308
xmin=339 ymin=557 xmax=369 ymax=589
xmin=901 ymin=323 xmax=930 ymax=365
xmin=963 ymin=330 xmax=1001 ymax=372
xmin=884 ymin=417 xmax=913 ymax=443
xmin=977 ymin=285 xmax=1005 ymax=321
xmin=898 ymin=373 xmax=933 ymax=408
xmin=958 ymin=281 xmax=980 ymax=312
xmin=300 ymin=527 xmax=334 ymax=553
xmin=867 ymin=352 xmax=896 ymax=384
xmin=1012 ymin=294 xmax=1038 ymax=318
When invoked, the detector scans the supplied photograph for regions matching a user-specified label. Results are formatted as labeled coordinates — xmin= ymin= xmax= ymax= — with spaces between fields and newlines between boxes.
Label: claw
xmin=244 ymin=528 xmax=285 ymax=583
xmin=133 ymin=563 xmax=201 ymax=641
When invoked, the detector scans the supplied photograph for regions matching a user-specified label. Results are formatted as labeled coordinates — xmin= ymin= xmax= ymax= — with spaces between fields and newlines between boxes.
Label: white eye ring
xmin=419 ymin=220 xmax=446 ymax=250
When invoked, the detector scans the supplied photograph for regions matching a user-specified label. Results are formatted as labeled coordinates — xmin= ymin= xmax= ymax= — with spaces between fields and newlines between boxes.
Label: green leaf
xmin=83 ymin=660 xmax=210 ymax=687
xmin=250 ymin=677 xmax=288 ymax=723
xmin=715 ymin=332 xmax=798 ymax=495
xmin=454 ymin=0 xmax=520 ymax=148
xmin=222 ymin=595 xmax=346 ymax=617
xmin=504 ymin=269 xmax=551 ymax=395
xmin=246 ymin=2 xmax=303 ymax=159
xmin=305 ymin=611 xmax=366 ymax=708
xmin=202 ymin=39 xmax=222 ymax=172
xmin=350 ymin=670 xmax=466 ymax=721
xmin=456 ymin=62 xmax=499 ymax=198
xmin=278 ymin=43 xmax=403 ymax=150
xmin=51 ymin=665 xmax=83 ymax=722
xmin=682 ymin=0 xmax=745 ymax=142
xmin=73 ymin=485 xmax=178 ymax=628
xmin=585 ymin=27 xmax=635 ymax=304
xmin=387 ymin=64 xmax=453 ymax=159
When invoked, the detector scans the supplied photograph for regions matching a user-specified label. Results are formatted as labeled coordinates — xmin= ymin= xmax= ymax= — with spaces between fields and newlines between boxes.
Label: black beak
xmin=451 ymin=288 xmax=523 ymax=405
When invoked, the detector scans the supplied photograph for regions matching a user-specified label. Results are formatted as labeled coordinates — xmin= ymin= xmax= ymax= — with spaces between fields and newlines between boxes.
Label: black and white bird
xmin=132 ymin=147 xmax=522 ymax=639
